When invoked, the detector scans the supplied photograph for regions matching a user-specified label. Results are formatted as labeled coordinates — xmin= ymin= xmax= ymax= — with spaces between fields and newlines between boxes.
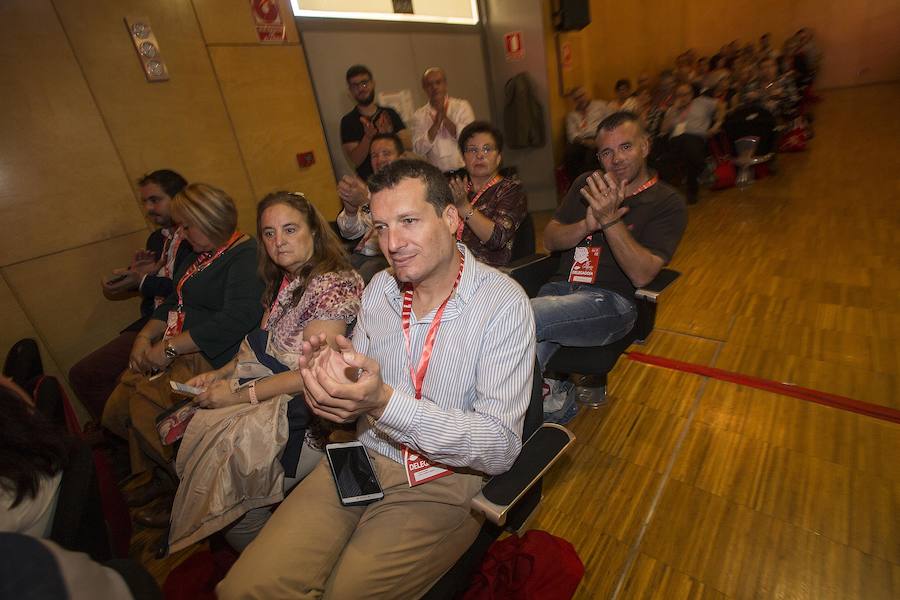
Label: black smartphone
xmin=106 ymin=273 xmax=128 ymax=285
xmin=325 ymin=441 xmax=384 ymax=506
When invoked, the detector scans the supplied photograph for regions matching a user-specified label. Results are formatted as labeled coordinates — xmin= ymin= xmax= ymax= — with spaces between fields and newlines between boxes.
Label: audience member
xmin=675 ymin=53 xmax=695 ymax=86
xmin=564 ymin=86 xmax=609 ymax=179
xmin=168 ymin=192 xmax=363 ymax=552
xmin=0 ymin=376 xmax=69 ymax=537
xmin=758 ymin=33 xmax=777 ymax=59
xmin=608 ymin=78 xmax=637 ymax=112
xmin=340 ymin=65 xmax=408 ymax=181
xmin=759 ymin=56 xmax=800 ymax=123
xmin=411 ymin=67 xmax=475 ymax=172
xmin=533 ymin=112 xmax=686 ymax=420
xmin=336 ymin=132 xmax=404 ymax=282
xmin=730 ymin=61 xmax=762 ymax=108
xmin=448 ymin=121 xmax=528 ymax=267
xmin=218 ymin=159 xmax=535 ymax=599
xmin=0 ymin=533 xmax=157 ymax=600
xmin=662 ymin=83 xmax=724 ymax=203
xmin=102 ymin=184 xmax=264 ymax=528
xmin=69 ymin=170 xmax=190 ymax=421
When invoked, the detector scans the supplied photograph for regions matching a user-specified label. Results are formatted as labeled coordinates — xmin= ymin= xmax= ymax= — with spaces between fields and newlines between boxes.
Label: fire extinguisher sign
xmin=504 ymin=31 xmax=525 ymax=62
xmin=250 ymin=0 xmax=286 ymax=42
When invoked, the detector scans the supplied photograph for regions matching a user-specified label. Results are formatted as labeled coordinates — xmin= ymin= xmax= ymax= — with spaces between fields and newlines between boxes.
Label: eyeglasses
xmin=349 ymin=79 xmax=371 ymax=90
xmin=463 ymin=145 xmax=498 ymax=155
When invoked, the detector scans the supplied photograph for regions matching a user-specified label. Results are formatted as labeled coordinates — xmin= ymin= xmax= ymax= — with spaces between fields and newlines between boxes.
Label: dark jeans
xmin=531 ymin=281 xmax=637 ymax=370
xmin=668 ymin=133 xmax=708 ymax=203
xmin=69 ymin=330 xmax=137 ymax=421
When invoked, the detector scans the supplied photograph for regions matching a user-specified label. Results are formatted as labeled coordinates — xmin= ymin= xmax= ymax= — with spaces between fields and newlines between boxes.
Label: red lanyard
xmin=457 ymin=175 xmax=502 ymax=240
xmin=175 ymin=231 xmax=242 ymax=310
xmin=584 ymin=175 xmax=658 ymax=244
xmin=160 ymin=227 xmax=184 ymax=280
xmin=400 ymin=252 xmax=465 ymax=400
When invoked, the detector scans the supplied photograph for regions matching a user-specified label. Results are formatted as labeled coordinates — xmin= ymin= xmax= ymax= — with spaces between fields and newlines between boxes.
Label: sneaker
xmin=542 ymin=378 xmax=572 ymax=414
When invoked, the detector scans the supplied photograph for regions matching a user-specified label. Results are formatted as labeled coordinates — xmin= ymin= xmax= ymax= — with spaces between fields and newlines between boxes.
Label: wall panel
xmin=210 ymin=45 xmax=340 ymax=218
xmin=3 ymin=231 xmax=148 ymax=376
xmin=0 ymin=277 xmax=67 ymax=383
xmin=0 ymin=0 xmax=146 ymax=265
xmin=52 ymin=0 xmax=256 ymax=227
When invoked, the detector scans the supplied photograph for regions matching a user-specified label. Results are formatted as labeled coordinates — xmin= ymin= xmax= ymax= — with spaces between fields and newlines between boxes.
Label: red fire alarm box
xmin=296 ymin=151 xmax=315 ymax=168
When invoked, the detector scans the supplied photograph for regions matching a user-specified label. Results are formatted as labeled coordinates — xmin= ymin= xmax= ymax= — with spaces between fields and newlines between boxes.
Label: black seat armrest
xmin=471 ymin=424 xmax=575 ymax=527
xmin=634 ymin=268 xmax=680 ymax=303
xmin=504 ymin=253 xmax=561 ymax=299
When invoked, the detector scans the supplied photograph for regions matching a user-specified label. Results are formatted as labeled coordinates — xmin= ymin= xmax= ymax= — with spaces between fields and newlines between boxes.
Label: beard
xmin=357 ymin=90 xmax=375 ymax=107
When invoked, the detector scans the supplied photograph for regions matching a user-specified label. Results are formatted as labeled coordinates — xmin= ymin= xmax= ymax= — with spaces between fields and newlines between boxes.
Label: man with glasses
xmin=533 ymin=112 xmax=687 ymax=422
xmin=412 ymin=67 xmax=475 ymax=173
xmin=340 ymin=65 xmax=409 ymax=181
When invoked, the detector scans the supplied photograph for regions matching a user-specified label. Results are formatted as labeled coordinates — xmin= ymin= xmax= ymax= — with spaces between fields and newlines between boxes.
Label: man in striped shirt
xmin=220 ymin=159 xmax=535 ymax=599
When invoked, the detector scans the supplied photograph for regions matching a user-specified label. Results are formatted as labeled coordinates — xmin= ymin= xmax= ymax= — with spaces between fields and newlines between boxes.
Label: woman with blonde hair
xmin=168 ymin=191 xmax=363 ymax=552
xmin=102 ymin=183 xmax=264 ymax=527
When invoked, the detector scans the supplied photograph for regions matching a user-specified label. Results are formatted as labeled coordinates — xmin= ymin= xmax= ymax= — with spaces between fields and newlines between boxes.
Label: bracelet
xmin=248 ymin=380 xmax=259 ymax=405
xmin=464 ymin=208 xmax=476 ymax=222
xmin=600 ymin=217 xmax=622 ymax=231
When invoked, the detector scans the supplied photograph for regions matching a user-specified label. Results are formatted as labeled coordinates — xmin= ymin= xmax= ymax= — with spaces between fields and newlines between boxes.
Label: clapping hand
xmin=298 ymin=334 xmax=392 ymax=424
xmin=579 ymin=171 xmax=628 ymax=231
xmin=448 ymin=176 xmax=469 ymax=210
xmin=337 ymin=175 xmax=369 ymax=211
xmin=375 ymin=111 xmax=394 ymax=133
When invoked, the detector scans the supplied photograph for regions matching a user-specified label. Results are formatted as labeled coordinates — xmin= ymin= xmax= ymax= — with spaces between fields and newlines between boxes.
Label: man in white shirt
xmin=219 ymin=159 xmax=535 ymax=599
xmin=411 ymin=68 xmax=475 ymax=172
xmin=564 ymin=86 xmax=609 ymax=179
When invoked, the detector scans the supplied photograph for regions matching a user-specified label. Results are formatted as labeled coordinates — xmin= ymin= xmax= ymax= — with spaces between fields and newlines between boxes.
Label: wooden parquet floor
xmin=528 ymin=83 xmax=900 ymax=599
xmin=134 ymin=83 xmax=900 ymax=597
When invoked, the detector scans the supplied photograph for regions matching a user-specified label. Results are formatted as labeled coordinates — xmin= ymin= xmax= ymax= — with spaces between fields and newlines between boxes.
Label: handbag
xmin=462 ymin=530 xmax=584 ymax=600
xmin=708 ymin=135 xmax=736 ymax=190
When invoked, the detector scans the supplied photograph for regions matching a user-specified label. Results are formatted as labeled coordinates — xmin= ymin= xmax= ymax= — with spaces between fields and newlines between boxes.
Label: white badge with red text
xmin=568 ymin=245 xmax=601 ymax=284
xmin=403 ymin=445 xmax=453 ymax=487
xmin=164 ymin=310 xmax=185 ymax=339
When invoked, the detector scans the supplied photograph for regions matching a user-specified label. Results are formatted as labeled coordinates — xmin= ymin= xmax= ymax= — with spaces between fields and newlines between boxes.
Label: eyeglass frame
xmin=462 ymin=144 xmax=499 ymax=156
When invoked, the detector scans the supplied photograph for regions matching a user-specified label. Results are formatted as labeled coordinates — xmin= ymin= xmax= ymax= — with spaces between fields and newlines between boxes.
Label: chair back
xmin=510 ymin=212 xmax=536 ymax=262
xmin=734 ymin=136 xmax=760 ymax=162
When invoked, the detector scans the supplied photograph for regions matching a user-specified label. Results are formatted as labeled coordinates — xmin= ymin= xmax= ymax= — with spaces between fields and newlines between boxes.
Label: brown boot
xmin=133 ymin=502 xmax=172 ymax=529
xmin=124 ymin=475 xmax=173 ymax=507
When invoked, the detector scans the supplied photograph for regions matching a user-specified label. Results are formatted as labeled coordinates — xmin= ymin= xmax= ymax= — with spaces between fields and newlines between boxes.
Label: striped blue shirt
xmin=353 ymin=244 xmax=536 ymax=475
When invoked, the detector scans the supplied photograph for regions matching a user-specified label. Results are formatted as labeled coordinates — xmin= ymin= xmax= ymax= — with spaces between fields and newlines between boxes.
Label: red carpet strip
xmin=625 ymin=351 xmax=900 ymax=425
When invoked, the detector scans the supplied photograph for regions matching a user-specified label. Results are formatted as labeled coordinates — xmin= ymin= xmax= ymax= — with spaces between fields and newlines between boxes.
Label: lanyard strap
xmin=159 ymin=227 xmax=184 ymax=281
xmin=400 ymin=252 xmax=465 ymax=400
xmin=584 ymin=175 xmax=658 ymax=244
xmin=457 ymin=175 xmax=502 ymax=240
xmin=175 ymin=231 xmax=242 ymax=309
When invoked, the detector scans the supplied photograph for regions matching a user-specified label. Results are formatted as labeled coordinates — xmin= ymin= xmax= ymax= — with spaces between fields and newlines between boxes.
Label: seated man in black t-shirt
xmin=340 ymin=64 xmax=409 ymax=181
xmin=532 ymin=112 xmax=687 ymax=420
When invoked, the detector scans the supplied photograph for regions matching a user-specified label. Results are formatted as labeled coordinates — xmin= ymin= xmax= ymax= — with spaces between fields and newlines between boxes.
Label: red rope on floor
xmin=625 ymin=351 xmax=900 ymax=425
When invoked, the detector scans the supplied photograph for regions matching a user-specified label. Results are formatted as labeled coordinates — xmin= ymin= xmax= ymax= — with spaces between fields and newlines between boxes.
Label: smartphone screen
xmin=326 ymin=442 xmax=384 ymax=506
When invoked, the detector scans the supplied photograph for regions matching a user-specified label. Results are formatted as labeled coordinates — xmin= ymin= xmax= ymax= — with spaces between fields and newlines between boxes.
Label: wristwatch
xmin=164 ymin=340 xmax=179 ymax=360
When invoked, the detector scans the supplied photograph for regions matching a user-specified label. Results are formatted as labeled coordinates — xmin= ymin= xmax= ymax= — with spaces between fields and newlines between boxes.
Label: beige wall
xmin=0 ymin=0 xmax=335 ymax=399
xmin=543 ymin=0 xmax=900 ymax=156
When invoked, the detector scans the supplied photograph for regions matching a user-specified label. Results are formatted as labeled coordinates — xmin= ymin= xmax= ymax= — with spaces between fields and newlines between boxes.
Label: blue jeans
xmin=531 ymin=281 xmax=637 ymax=370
